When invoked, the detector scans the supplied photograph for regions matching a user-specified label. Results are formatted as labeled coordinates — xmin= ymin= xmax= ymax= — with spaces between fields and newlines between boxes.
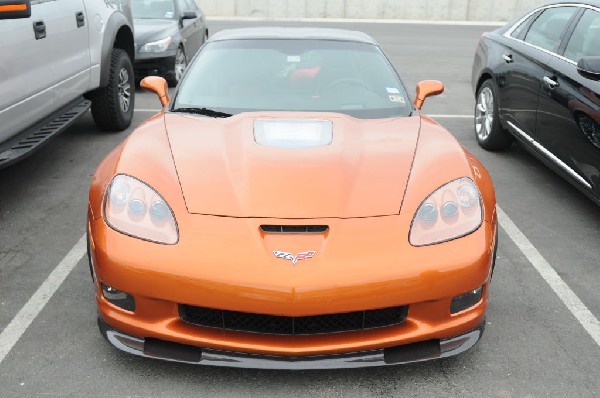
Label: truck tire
xmin=90 ymin=49 xmax=134 ymax=132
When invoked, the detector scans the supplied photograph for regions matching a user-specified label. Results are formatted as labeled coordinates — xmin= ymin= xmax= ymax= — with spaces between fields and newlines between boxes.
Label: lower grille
xmin=179 ymin=305 xmax=408 ymax=335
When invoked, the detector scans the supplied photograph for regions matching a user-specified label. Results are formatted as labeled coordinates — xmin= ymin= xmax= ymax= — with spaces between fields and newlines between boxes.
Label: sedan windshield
xmin=174 ymin=39 xmax=413 ymax=118
xmin=131 ymin=0 xmax=176 ymax=19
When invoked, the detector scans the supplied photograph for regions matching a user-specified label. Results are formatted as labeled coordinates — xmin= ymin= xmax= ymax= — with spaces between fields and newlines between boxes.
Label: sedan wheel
xmin=168 ymin=47 xmax=187 ymax=87
xmin=474 ymin=80 xmax=513 ymax=151
xmin=475 ymin=87 xmax=494 ymax=142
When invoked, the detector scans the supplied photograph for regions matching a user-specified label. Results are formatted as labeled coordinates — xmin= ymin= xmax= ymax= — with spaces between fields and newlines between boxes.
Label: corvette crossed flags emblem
xmin=273 ymin=251 xmax=316 ymax=265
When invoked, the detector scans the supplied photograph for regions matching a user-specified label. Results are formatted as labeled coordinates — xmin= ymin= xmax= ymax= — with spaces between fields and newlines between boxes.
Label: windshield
xmin=131 ymin=0 xmax=176 ymax=19
xmin=173 ymin=39 xmax=413 ymax=119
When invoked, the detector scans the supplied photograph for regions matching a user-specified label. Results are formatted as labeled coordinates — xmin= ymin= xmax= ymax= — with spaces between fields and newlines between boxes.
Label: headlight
xmin=140 ymin=37 xmax=172 ymax=53
xmin=409 ymin=178 xmax=483 ymax=246
xmin=104 ymin=175 xmax=178 ymax=244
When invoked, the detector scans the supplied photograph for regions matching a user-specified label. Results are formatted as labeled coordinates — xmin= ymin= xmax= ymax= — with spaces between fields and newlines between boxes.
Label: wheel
xmin=576 ymin=113 xmax=600 ymax=149
xmin=167 ymin=47 xmax=187 ymax=87
xmin=89 ymin=48 xmax=134 ymax=132
xmin=474 ymin=80 xmax=513 ymax=151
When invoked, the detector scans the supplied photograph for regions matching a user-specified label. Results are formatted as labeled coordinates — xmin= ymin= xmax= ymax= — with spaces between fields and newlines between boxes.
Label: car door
xmin=177 ymin=0 xmax=202 ymax=58
xmin=498 ymin=6 xmax=578 ymax=141
xmin=535 ymin=7 xmax=600 ymax=197
xmin=0 ymin=1 xmax=55 ymax=143
xmin=43 ymin=0 xmax=90 ymax=107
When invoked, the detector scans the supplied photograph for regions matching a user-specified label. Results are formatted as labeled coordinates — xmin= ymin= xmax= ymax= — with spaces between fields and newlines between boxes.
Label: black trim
xmin=0 ymin=98 xmax=90 ymax=169
xmin=97 ymin=316 xmax=486 ymax=369
xmin=100 ymin=13 xmax=134 ymax=87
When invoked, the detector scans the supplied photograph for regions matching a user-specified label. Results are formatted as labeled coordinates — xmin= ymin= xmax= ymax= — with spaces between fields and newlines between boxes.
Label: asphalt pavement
xmin=0 ymin=21 xmax=598 ymax=397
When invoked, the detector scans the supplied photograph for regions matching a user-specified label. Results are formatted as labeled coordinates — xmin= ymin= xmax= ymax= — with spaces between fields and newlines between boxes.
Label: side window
xmin=564 ymin=9 xmax=600 ymax=61
xmin=510 ymin=13 xmax=537 ymax=39
xmin=184 ymin=0 xmax=199 ymax=11
xmin=178 ymin=0 xmax=191 ymax=12
xmin=524 ymin=7 xmax=577 ymax=53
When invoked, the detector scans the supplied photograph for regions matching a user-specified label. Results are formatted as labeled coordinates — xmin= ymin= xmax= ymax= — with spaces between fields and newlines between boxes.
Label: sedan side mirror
xmin=141 ymin=76 xmax=170 ymax=107
xmin=0 ymin=0 xmax=31 ymax=19
xmin=181 ymin=11 xmax=197 ymax=20
xmin=414 ymin=80 xmax=444 ymax=110
xmin=577 ymin=56 xmax=600 ymax=81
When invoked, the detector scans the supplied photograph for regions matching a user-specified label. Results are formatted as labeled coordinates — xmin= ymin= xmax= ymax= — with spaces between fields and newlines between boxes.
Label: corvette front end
xmin=88 ymin=27 xmax=498 ymax=369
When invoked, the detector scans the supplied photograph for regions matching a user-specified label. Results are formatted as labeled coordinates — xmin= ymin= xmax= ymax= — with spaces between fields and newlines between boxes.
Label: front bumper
xmin=98 ymin=316 xmax=485 ymax=369
xmin=134 ymin=50 xmax=176 ymax=78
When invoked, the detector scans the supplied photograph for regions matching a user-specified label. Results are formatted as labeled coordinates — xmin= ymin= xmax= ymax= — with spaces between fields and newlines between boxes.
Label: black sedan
xmin=132 ymin=0 xmax=208 ymax=86
xmin=472 ymin=1 xmax=600 ymax=205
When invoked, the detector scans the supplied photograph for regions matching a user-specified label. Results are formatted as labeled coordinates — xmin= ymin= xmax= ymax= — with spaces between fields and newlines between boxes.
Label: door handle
xmin=503 ymin=54 xmax=513 ymax=63
xmin=33 ymin=20 xmax=46 ymax=40
xmin=76 ymin=11 xmax=85 ymax=28
xmin=543 ymin=76 xmax=559 ymax=89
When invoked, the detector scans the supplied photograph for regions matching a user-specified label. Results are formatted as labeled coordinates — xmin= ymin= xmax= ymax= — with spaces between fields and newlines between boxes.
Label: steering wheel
xmin=320 ymin=78 xmax=371 ymax=94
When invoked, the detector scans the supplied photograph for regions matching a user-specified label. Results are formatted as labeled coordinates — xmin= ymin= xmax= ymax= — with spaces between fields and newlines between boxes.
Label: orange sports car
xmin=88 ymin=27 xmax=498 ymax=369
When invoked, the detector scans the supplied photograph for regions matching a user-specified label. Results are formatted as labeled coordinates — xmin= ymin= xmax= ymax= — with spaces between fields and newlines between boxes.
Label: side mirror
xmin=181 ymin=10 xmax=197 ymax=20
xmin=0 ymin=0 xmax=31 ymax=19
xmin=414 ymin=80 xmax=444 ymax=110
xmin=577 ymin=56 xmax=600 ymax=81
xmin=141 ymin=76 xmax=170 ymax=107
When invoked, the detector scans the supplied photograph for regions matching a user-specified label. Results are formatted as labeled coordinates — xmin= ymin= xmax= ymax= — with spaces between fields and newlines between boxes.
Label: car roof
xmin=207 ymin=27 xmax=378 ymax=45
xmin=497 ymin=1 xmax=600 ymax=33
xmin=543 ymin=0 xmax=600 ymax=6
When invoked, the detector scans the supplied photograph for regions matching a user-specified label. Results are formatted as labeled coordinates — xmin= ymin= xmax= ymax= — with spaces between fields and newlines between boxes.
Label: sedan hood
xmin=165 ymin=112 xmax=421 ymax=218
xmin=134 ymin=19 xmax=178 ymax=45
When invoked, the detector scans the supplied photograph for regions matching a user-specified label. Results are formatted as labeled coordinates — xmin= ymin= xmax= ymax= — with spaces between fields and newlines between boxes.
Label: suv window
xmin=564 ymin=9 xmax=600 ymax=61
xmin=177 ymin=0 xmax=191 ymax=12
xmin=524 ymin=7 xmax=577 ymax=53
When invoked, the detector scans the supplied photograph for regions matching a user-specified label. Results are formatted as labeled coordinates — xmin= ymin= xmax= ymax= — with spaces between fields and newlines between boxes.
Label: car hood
xmin=165 ymin=112 xmax=421 ymax=218
xmin=134 ymin=19 xmax=178 ymax=45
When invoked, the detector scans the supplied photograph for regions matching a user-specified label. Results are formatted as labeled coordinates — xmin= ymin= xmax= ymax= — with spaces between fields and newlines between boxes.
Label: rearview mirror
xmin=181 ymin=11 xmax=197 ymax=20
xmin=414 ymin=80 xmax=444 ymax=110
xmin=0 ymin=0 xmax=31 ymax=19
xmin=141 ymin=76 xmax=170 ymax=107
xmin=577 ymin=56 xmax=600 ymax=81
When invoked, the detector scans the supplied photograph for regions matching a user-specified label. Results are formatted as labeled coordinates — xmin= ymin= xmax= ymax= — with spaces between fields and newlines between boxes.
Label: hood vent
xmin=254 ymin=119 xmax=333 ymax=148
xmin=260 ymin=225 xmax=329 ymax=234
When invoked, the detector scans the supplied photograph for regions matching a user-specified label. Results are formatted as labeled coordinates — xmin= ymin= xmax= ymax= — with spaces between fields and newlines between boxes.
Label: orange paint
xmin=0 ymin=4 xmax=27 ymax=12
xmin=89 ymin=100 xmax=496 ymax=357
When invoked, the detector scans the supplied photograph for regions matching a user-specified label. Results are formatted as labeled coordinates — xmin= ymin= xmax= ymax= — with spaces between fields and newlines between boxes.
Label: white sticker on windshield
xmin=389 ymin=95 xmax=406 ymax=104
xmin=386 ymin=87 xmax=400 ymax=94
xmin=165 ymin=12 xmax=174 ymax=18
xmin=287 ymin=55 xmax=301 ymax=63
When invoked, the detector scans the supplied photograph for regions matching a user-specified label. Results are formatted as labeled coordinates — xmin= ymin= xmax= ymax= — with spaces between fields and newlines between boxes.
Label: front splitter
xmin=98 ymin=317 xmax=485 ymax=370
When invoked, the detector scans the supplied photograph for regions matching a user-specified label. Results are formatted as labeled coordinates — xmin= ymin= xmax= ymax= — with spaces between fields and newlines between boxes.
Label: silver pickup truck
xmin=0 ymin=0 xmax=135 ymax=168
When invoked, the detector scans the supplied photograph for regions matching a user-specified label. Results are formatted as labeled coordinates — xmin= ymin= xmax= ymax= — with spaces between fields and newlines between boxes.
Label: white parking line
xmin=428 ymin=114 xmax=472 ymax=119
xmin=1 ymin=207 xmax=597 ymax=365
xmin=497 ymin=206 xmax=600 ymax=347
xmin=0 ymin=234 xmax=86 ymax=365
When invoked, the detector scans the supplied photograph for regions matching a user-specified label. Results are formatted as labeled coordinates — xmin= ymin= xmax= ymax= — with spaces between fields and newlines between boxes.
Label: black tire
xmin=474 ymin=80 xmax=513 ymax=151
xmin=167 ymin=46 xmax=187 ymax=88
xmin=89 ymin=48 xmax=134 ymax=132
xmin=491 ymin=226 xmax=498 ymax=280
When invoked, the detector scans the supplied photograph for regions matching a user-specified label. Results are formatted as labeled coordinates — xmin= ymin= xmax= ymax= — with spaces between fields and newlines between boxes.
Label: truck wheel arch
xmin=100 ymin=13 xmax=134 ymax=88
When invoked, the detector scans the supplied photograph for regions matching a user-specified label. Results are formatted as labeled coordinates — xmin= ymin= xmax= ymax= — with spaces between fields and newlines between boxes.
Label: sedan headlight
xmin=409 ymin=178 xmax=483 ymax=246
xmin=104 ymin=175 xmax=178 ymax=244
xmin=140 ymin=37 xmax=172 ymax=53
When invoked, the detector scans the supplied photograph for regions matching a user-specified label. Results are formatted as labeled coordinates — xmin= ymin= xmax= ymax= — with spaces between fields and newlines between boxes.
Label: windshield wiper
xmin=171 ymin=107 xmax=232 ymax=118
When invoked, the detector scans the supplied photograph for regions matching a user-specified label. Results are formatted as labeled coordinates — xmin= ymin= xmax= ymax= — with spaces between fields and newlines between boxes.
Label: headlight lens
xmin=409 ymin=178 xmax=483 ymax=246
xmin=140 ymin=37 xmax=172 ymax=53
xmin=104 ymin=175 xmax=178 ymax=244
